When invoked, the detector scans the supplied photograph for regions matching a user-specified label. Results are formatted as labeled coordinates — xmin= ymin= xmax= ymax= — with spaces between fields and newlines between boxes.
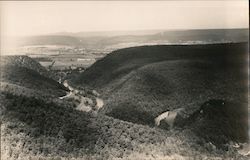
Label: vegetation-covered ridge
xmin=1 ymin=92 xmax=248 ymax=159
xmin=1 ymin=55 xmax=68 ymax=97
xmin=71 ymin=43 xmax=247 ymax=127
xmin=72 ymin=42 xmax=247 ymax=88
xmin=1 ymin=55 xmax=51 ymax=78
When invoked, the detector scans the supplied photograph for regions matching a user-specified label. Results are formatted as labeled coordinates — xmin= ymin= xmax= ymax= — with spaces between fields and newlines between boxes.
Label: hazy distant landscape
xmin=3 ymin=29 xmax=248 ymax=71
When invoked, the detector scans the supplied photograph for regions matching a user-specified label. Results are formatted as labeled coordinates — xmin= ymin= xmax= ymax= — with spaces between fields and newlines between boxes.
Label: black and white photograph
xmin=0 ymin=0 xmax=249 ymax=159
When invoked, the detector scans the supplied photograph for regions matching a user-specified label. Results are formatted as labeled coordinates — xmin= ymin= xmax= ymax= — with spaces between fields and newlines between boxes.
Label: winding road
xmin=59 ymin=80 xmax=104 ymax=112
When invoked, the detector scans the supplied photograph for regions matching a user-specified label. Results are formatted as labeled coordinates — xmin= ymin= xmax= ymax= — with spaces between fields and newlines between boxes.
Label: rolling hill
xmin=1 ymin=55 xmax=50 ymax=77
xmin=71 ymin=42 xmax=248 ymax=144
xmin=1 ymin=55 xmax=68 ymax=97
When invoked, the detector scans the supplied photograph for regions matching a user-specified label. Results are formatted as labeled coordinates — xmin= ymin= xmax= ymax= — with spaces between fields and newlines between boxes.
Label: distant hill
xmin=53 ymin=29 xmax=162 ymax=37
xmin=1 ymin=55 xmax=67 ymax=97
xmin=12 ymin=29 xmax=248 ymax=48
xmin=150 ymin=28 xmax=248 ymax=42
xmin=18 ymin=35 xmax=83 ymax=46
xmin=71 ymin=43 xmax=248 ymax=126
xmin=96 ymin=28 xmax=249 ymax=47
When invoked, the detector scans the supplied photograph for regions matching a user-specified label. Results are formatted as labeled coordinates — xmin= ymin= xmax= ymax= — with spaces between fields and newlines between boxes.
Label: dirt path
xmin=95 ymin=97 xmax=104 ymax=110
xmin=59 ymin=80 xmax=104 ymax=112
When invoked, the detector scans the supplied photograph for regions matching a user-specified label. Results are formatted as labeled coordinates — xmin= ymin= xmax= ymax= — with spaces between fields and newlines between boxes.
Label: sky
xmin=0 ymin=0 xmax=249 ymax=37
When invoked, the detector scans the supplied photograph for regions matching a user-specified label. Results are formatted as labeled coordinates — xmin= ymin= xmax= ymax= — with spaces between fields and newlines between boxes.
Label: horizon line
xmin=4 ymin=27 xmax=248 ymax=38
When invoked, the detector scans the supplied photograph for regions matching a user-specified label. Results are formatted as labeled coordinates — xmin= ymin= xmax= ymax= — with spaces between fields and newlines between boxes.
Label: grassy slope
xmin=1 ymin=55 xmax=52 ymax=79
xmin=71 ymin=43 xmax=248 ymax=146
xmin=1 ymin=56 xmax=68 ymax=97
xmin=1 ymin=93 xmax=247 ymax=160
xmin=1 ymin=65 xmax=67 ymax=97
xmin=73 ymin=43 xmax=247 ymax=88
xmin=72 ymin=43 xmax=247 ymax=117
xmin=188 ymin=99 xmax=248 ymax=147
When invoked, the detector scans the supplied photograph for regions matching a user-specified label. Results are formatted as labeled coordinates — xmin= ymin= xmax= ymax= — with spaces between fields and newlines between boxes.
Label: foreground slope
xmin=1 ymin=93 xmax=248 ymax=159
